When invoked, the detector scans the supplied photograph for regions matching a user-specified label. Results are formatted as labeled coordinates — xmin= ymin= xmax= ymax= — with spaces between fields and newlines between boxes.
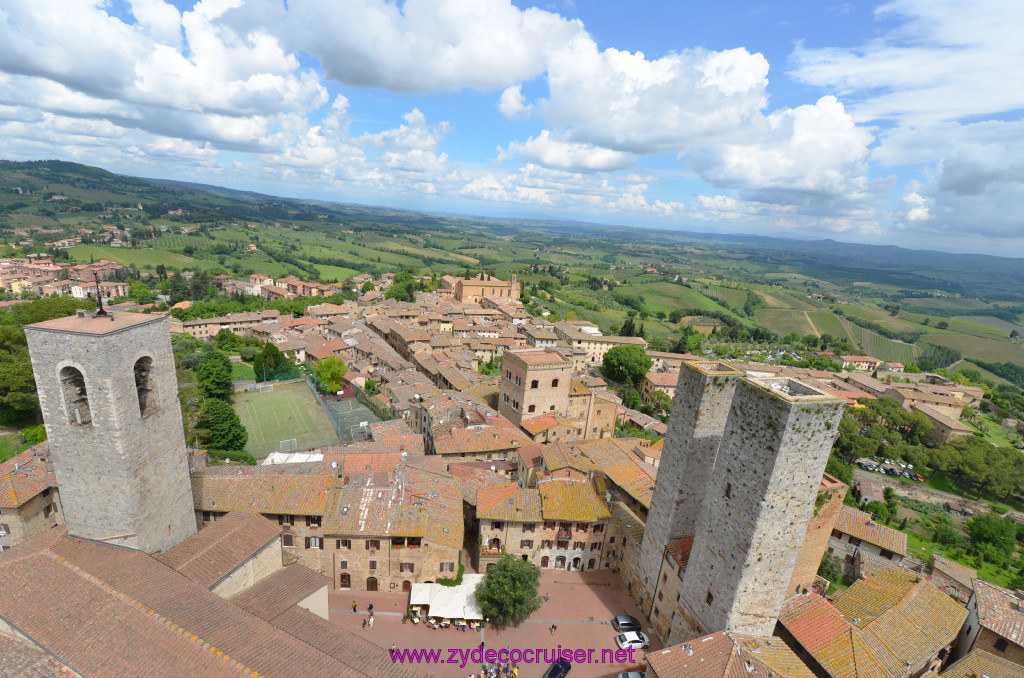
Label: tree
xmin=198 ymin=398 xmax=248 ymax=451
xmin=817 ymin=553 xmax=843 ymax=584
xmin=364 ymin=379 xmax=378 ymax=395
xmin=620 ymin=311 xmax=636 ymax=337
xmin=668 ymin=309 xmax=684 ymax=324
xmin=475 ymin=554 xmax=541 ymax=625
xmin=214 ymin=328 xmax=241 ymax=352
xmin=195 ymin=350 xmax=233 ymax=398
xmin=316 ymin=356 xmax=349 ymax=392
xmin=254 ymin=342 xmax=288 ymax=381
xmin=650 ymin=389 xmax=673 ymax=414
xmin=967 ymin=513 xmax=1018 ymax=564
xmin=361 ymin=281 xmax=376 ymax=292
xmin=602 ymin=345 xmax=652 ymax=385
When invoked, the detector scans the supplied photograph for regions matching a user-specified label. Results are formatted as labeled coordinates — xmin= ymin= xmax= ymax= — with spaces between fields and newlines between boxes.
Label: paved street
xmin=328 ymin=569 xmax=660 ymax=678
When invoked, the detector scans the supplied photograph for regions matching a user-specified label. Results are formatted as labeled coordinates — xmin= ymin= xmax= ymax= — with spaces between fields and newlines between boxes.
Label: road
xmin=852 ymin=467 xmax=991 ymax=515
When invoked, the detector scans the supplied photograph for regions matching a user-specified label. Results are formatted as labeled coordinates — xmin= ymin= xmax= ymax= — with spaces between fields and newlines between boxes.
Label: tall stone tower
xmin=636 ymin=360 xmax=743 ymax=609
xmin=25 ymin=310 xmax=196 ymax=554
xmin=669 ymin=378 xmax=843 ymax=643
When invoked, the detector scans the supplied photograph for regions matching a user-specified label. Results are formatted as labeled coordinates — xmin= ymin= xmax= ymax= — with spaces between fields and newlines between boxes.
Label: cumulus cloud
xmin=498 ymin=85 xmax=531 ymax=118
xmin=498 ymin=131 xmax=633 ymax=172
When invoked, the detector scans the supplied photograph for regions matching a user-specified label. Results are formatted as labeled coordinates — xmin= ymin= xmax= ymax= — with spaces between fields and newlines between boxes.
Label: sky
xmin=0 ymin=1 xmax=1021 ymax=257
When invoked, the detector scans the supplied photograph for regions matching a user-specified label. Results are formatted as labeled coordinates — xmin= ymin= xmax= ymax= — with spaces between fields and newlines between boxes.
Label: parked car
xmin=902 ymin=471 xmax=913 ymax=479
xmin=542 ymin=661 xmax=572 ymax=678
xmin=612 ymin=615 xmax=642 ymax=633
xmin=616 ymin=632 xmax=651 ymax=651
xmin=617 ymin=673 xmax=646 ymax=678
xmin=914 ymin=473 xmax=925 ymax=482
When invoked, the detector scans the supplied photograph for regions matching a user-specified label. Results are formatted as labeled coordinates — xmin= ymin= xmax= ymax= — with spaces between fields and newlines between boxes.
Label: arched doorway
xmin=366 ymin=577 xmax=378 ymax=592
xmin=488 ymin=537 xmax=501 ymax=551
xmin=588 ymin=559 xmax=596 ymax=570
xmin=541 ymin=556 xmax=549 ymax=568
xmin=402 ymin=580 xmax=411 ymax=593
xmin=339 ymin=573 xmax=351 ymax=588
xmin=522 ymin=554 xmax=528 ymax=562
xmin=572 ymin=557 xmax=581 ymax=570
xmin=555 ymin=556 xmax=566 ymax=569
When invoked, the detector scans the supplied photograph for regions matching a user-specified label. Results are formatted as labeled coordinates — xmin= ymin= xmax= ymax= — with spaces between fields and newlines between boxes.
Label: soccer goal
xmin=279 ymin=438 xmax=298 ymax=452
xmin=258 ymin=383 xmax=275 ymax=394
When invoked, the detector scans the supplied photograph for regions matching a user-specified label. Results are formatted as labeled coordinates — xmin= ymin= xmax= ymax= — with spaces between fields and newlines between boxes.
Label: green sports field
xmin=233 ymin=382 xmax=341 ymax=458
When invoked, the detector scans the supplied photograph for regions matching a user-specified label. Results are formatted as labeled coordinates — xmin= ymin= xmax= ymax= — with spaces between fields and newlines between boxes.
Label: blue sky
xmin=0 ymin=0 xmax=1021 ymax=256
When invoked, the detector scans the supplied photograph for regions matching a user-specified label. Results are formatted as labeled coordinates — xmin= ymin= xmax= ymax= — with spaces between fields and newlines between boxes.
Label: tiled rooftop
xmin=538 ymin=479 xmax=610 ymax=523
xmin=191 ymin=462 xmax=332 ymax=516
xmin=0 ymin=444 xmax=55 ymax=508
xmin=157 ymin=512 xmax=281 ymax=589
xmin=975 ymin=579 xmax=1024 ymax=647
xmin=477 ymin=483 xmax=543 ymax=522
xmin=834 ymin=505 xmax=908 ymax=555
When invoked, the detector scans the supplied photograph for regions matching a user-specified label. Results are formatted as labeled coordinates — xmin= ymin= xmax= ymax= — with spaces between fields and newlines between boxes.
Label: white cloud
xmin=499 ymin=130 xmax=633 ymax=172
xmin=498 ymin=85 xmax=531 ymax=118
xmin=241 ymin=0 xmax=583 ymax=93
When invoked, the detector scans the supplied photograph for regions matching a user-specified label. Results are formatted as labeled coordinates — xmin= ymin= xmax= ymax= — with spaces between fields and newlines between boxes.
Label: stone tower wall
xmin=498 ymin=350 xmax=571 ymax=425
xmin=787 ymin=480 xmax=847 ymax=597
xmin=636 ymin=362 xmax=742 ymax=609
xmin=26 ymin=315 xmax=196 ymax=554
xmin=670 ymin=378 xmax=843 ymax=643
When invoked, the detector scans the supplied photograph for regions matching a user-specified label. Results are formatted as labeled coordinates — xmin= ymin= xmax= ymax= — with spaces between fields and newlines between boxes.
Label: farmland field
xmin=805 ymin=311 xmax=856 ymax=343
xmin=957 ymin=315 xmax=1024 ymax=335
xmin=756 ymin=309 xmax=814 ymax=336
xmin=67 ymin=244 xmax=198 ymax=269
xmin=922 ymin=332 xmax=1024 ymax=367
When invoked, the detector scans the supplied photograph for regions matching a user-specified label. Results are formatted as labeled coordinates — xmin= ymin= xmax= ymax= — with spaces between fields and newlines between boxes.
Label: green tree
xmin=361 ymin=281 xmax=376 ymax=293
xmin=198 ymin=398 xmax=248 ymax=451
xmin=602 ymin=345 xmax=652 ymax=385
xmin=817 ymin=553 xmax=843 ymax=583
xmin=128 ymin=281 xmax=154 ymax=303
xmin=364 ymin=379 xmax=378 ymax=395
xmin=475 ymin=554 xmax=541 ymax=625
xmin=253 ymin=342 xmax=287 ymax=381
xmin=195 ymin=350 xmax=233 ymax=398
xmin=316 ymin=356 xmax=349 ymax=392
xmin=967 ymin=514 xmax=1018 ymax=563
xmin=214 ymin=328 xmax=241 ymax=352
xmin=668 ymin=309 xmax=684 ymax=324
xmin=650 ymin=389 xmax=674 ymax=414
xmin=863 ymin=500 xmax=891 ymax=524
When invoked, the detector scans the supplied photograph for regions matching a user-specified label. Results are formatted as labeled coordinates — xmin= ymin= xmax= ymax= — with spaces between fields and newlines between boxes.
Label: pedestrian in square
xmin=352 ymin=601 xmax=358 ymax=613
xmin=369 ymin=615 xmax=375 ymax=628
xmin=362 ymin=619 xmax=367 ymax=630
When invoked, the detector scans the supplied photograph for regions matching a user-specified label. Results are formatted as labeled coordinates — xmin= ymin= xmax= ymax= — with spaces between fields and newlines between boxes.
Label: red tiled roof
xmin=975 ymin=579 xmax=1024 ymax=647
xmin=157 ymin=512 xmax=281 ymax=589
xmin=0 ymin=445 xmax=55 ymax=508
xmin=834 ymin=506 xmax=907 ymax=555
xmin=538 ymin=479 xmax=610 ymax=522
xmin=229 ymin=564 xmax=328 ymax=621
xmin=191 ymin=463 xmax=332 ymax=516
xmin=942 ymin=650 xmax=1024 ymax=678
xmin=520 ymin=414 xmax=575 ymax=435
xmin=432 ymin=425 xmax=533 ymax=455
xmin=477 ymin=483 xmax=543 ymax=522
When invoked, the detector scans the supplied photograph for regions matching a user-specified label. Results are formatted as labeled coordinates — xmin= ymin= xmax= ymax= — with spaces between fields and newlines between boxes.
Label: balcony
xmin=557 ymin=530 xmax=572 ymax=541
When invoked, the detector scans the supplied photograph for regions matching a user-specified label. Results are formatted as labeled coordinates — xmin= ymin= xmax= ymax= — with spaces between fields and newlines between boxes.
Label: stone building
xmin=955 ymin=580 xmax=1024 ymax=669
xmin=498 ymin=347 xmax=572 ymax=426
xmin=787 ymin=473 xmax=847 ymax=596
xmin=828 ymin=504 xmax=907 ymax=572
xmin=0 ymin=446 xmax=62 ymax=551
xmin=25 ymin=310 xmax=197 ymax=554
xmin=671 ymin=377 xmax=844 ymax=642
xmin=453 ymin=273 xmax=520 ymax=303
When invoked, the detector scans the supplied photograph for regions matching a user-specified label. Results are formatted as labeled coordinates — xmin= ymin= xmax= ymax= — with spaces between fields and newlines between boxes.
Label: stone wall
xmin=0 ymin=490 xmax=62 ymax=550
xmin=211 ymin=538 xmax=284 ymax=598
xmin=323 ymin=536 xmax=460 ymax=591
xmin=787 ymin=482 xmax=847 ymax=596
xmin=478 ymin=519 xmax=612 ymax=570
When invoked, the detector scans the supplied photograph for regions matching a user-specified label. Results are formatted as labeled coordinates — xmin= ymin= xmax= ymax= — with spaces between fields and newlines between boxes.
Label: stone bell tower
xmin=25 ymin=308 xmax=196 ymax=554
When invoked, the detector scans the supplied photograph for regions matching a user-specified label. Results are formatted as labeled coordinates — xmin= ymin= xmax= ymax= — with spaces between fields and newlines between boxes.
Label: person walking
xmin=362 ymin=619 xmax=367 ymax=630
xmin=369 ymin=615 xmax=375 ymax=628
xmin=549 ymin=624 xmax=557 ymax=634
xmin=368 ymin=603 xmax=374 ymax=614
xmin=352 ymin=601 xmax=358 ymax=613
xmin=544 ymin=593 xmax=550 ymax=603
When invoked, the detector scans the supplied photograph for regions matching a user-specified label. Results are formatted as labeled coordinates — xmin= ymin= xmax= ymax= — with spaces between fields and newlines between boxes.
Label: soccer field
xmin=233 ymin=382 xmax=341 ymax=458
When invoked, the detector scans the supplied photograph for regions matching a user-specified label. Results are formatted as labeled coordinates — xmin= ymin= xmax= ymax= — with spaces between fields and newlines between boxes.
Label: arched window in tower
xmin=60 ymin=366 xmax=92 ymax=426
xmin=134 ymin=357 xmax=156 ymax=417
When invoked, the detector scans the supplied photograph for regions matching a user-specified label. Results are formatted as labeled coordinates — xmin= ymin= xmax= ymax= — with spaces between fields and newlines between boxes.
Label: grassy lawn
xmin=0 ymin=432 xmax=33 ymax=463
xmin=967 ymin=417 xmax=1021 ymax=448
xmin=67 ymin=244 xmax=199 ymax=269
xmin=231 ymin=362 xmax=256 ymax=380
xmin=232 ymin=382 xmax=340 ymax=458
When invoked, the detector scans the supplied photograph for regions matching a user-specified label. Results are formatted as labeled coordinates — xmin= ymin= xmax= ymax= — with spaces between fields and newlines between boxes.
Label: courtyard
xmin=327 ymin=569 xmax=660 ymax=678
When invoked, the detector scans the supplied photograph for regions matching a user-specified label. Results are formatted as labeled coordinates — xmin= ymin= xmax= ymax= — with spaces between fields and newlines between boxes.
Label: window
xmin=202 ymin=511 xmax=217 ymax=522
xmin=591 ymin=543 xmax=600 ymax=551
xmin=592 ymin=428 xmax=597 ymax=434
xmin=339 ymin=539 xmax=351 ymax=549
xmin=573 ymin=541 xmax=586 ymax=550
xmin=523 ymin=524 xmax=535 ymax=533
xmin=282 ymin=533 xmax=294 ymax=546
xmin=662 ymin=573 xmax=667 ymax=583
xmin=42 ymin=503 xmax=55 ymax=518
xmin=528 ymin=404 xmax=536 ymax=413
xmin=551 ymin=379 xmax=559 ymax=387
xmin=658 ymin=591 xmax=664 ymax=602
xmin=593 ymin=524 xmax=604 ymax=534
xmin=366 ymin=539 xmax=380 ymax=550
xmin=706 ymin=591 xmax=714 ymax=606
xmin=515 ymin=376 xmax=521 ymax=386
xmin=606 ymin=550 xmax=616 ymax=558
xmin=60 ymin=366 xmax=92 ymax=426
xmin=400 ymin=563 xmax=414 ymax=573
xmin=531 ymin=379 xmax=539 ymax=389
xmin=880 ymin=549 xmax=894 ymax=560
xmin=279 ymin=515 xmax=293 ymax=526
xmin=305 ymin=537 xmax=323 ymax=549
xmin=653 ymin=607 xmax=659 ymax=619
xmin=549 ymin=405 xmax=555 ymax=410
xmin=831 ymin=529 xmax=843 ymax=539
xmin=725 ymin=483 xmax=732 ymax=499
xmin=827 ymin=547 xmax=834 ymax=554
xmin=306 ymin=515 xmax=322 ymax=527
xmin=493 ymin=522 xmax=504 ymax=531
xmin=369 ymin=560 xmax=378 ymax=570
xmin=521 ymin=540 xmax=533 ymax=548
xmin=996 ymin=639 xmax=1009 ymax=652
xmin=133 ymin=356 xmax=156 ymax=417
xmin=609 ymin=536 xmax=615 ymax=544
xmin=849 ymin=537 xmax=862 ymax=547
xmin=577 ymin=524 xmax=588 ymax=533
xmin=542 ymin=540 xmax=553 ymax=549
xmin=339 ymin=561 xmax=348 ymax=570
xmin=844 ymin=554 xmax=855 ymax=564
xmin=544 ymin=521 xmax=555 ymax=530
xmin=0 ymin=523 xmax=9 ymax=536
xmin=504 ymin=393 xmax=509 ymax=404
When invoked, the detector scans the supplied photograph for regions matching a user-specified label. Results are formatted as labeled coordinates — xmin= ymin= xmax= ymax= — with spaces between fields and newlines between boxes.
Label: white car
xmin=616 ymin=632 xmax=651 ymax=650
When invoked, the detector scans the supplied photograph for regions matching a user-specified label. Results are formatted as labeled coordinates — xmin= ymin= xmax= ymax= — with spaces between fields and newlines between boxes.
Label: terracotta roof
xmin=448 ymin=465 xmax=509 ymax=505
xmin=834 ymin=506 xmax=907 ymax=555
xmin=520 ymin=414 xmax=575 ymax=436
xmin=576 ymin=438 xmax=655 ymax=508
xmin=666 ymin=537 xmax=694 ymax=570
xmin=0 ymin=530 xmax=366 ymax=677
xmin=517 ymin=443 xmax=544 ymax=468
xmin=942 ymin=650 xmax=1024 ymax=678
xmin=930 ymin=554 xmax=977 ymax=590
xmin=644 ymin=371 xmax=680 ymax=387
xmin=229 ymin=564 xmax=328 ymax=621
xmin=432 ymin=425 xmax=533 ymax=456
xmin=538 ymin=479 xmax=610 ymax=523
xmin=541 ymin=441 xmax=593 ymax=473
xmin=0 ymin=632 xmax=77 ymax=676
xmin=514 ymin=350 xmax=570 ymax=366
xmin=191 ymin=462 xmax=332 ymax=516
xmin=157 ymin=512 xmax=281 ymax=589
xmin=975 ymin=580 xmax=1024 ymax=648
xmin=0 ymin=445 xmax=55 ymax=508
xmin=26 ymin=311 xmax=161 ymax=335
xmin=645 ymin=631 xmax=814 ymax=678
xmin=477 ymin=483 xmax=543 ymax=522
xmin=609 ymin=501 xmax=645 ymax=543
xmin=781 ymin=570 xmax=968 ymax=678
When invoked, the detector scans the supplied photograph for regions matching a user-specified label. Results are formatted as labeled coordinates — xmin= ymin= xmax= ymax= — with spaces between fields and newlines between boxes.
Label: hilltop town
xmin=2 ymin=249 xmax=1023 ymax=677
